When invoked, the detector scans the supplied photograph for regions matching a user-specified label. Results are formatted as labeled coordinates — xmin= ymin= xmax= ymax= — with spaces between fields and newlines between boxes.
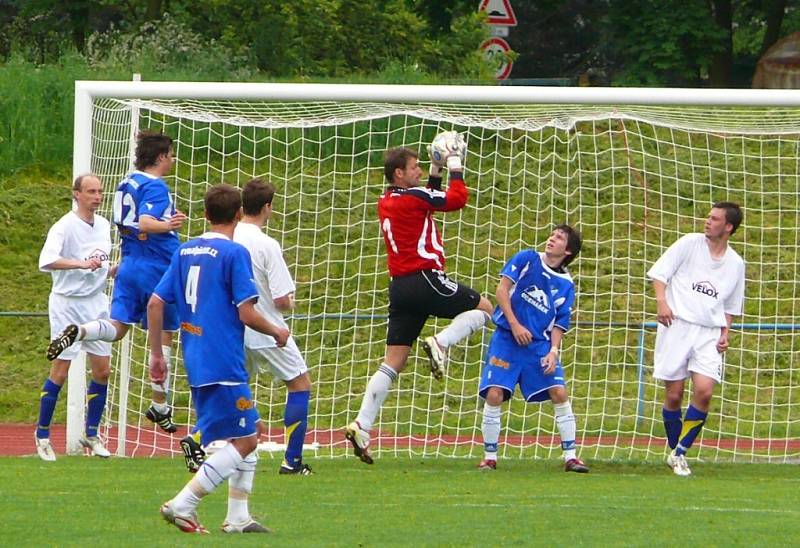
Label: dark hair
xmin=712 ymin=201 xmax=742 ymax=235
xmin=73 ymin=173 xmax=97 ymax=192
xmin=554 ymin=224 xmax=582 ymax=268
xmin=242 ymin=178 xmax=276 ymax=216
xmin=134 ymin=131 xmax=173 ymax=170
xmin=204 ymin=184 xmax=241 ymax=224
xmin=384 ymin=147 xmax=418 ymax=183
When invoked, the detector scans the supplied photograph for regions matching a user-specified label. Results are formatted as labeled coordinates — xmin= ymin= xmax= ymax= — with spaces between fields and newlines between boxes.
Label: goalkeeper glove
xmin=445 ymin=132 xmax=466 ymax=171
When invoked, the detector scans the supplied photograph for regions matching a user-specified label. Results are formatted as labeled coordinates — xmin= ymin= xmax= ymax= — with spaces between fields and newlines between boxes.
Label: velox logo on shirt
xmin=692 ymin=280 xmax=719 ymax=299
xmin=86 ymin=248 xmax=109 ymax=262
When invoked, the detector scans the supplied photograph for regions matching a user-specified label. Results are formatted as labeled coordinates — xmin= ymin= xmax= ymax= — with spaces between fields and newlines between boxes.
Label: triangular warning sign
xmin=478 ymin=0 xmax=517 ymax=26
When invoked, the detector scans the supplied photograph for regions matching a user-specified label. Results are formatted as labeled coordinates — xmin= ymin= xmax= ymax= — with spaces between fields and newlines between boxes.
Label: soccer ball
xmin=428 ymin=130 xmax=466 ymax=167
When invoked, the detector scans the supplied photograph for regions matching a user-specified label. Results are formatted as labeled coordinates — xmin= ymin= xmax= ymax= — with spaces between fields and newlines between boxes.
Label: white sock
xmin=554 ymin=401 xmax=577 ymax=461
xmin=194 ymin=442 xmax=243 ymax=494
xmin=226 ymin=451 xmax=257 ymax=524
xmin=434 ymin=309 xmax=489 ymax=348
xmin=482 ymin=402 xmax=502 ymax=460
xmin=170 ymin=482 xmax=202 ymax=515
xmin=151 ymin=345 xmax=172 ymax=396
xmin=79 ymin=319 xmax=117 ymax=342
xmin=355 ymin=364 xmax=397 ymax=432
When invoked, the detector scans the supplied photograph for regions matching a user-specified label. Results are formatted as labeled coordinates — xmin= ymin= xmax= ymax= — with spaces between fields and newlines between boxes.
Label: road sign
xmin=480 ymin=37 xmax=513 ymax=80
xmin=478 ymin=0 xmax=518 ymax=26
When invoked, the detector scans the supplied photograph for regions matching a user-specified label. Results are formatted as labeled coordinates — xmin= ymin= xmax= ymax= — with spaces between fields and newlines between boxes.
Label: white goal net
xmin=68 ymin=82 xmax=800 ymax=463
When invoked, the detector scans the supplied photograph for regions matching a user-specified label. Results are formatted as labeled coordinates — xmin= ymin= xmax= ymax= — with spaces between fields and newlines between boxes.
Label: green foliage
xmin=83 ymin=13 xmax=255 ymax=80
xmin=1 ymin=457 xmax=799 ymax=544
xmin=607 ymin=0 xmax=728 ymax=86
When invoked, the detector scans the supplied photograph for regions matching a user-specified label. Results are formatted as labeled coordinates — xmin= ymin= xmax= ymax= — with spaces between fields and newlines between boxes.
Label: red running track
xmin=4 ymin=423 xmax=799 ymax=457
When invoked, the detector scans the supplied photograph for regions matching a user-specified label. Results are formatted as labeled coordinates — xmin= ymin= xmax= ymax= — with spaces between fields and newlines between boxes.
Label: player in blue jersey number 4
xmin=148 ymin=184 xmax=289 ymax=534
xmin=477 ymin=225 xmax=589 ymax=473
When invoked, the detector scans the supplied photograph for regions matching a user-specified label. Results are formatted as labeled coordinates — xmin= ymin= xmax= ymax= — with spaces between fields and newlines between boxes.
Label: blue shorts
xmin=479 ymin=327 xmax=566 ymax=403
xmin=191 ymin=383 xmax=259 ymax=446
xmin=110 ymin=257 xmax=179 ymax=330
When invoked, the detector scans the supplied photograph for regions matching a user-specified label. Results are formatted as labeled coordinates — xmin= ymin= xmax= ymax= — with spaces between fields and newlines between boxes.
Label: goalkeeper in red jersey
xmin=345 ymin=133 xmax=494 ymax=464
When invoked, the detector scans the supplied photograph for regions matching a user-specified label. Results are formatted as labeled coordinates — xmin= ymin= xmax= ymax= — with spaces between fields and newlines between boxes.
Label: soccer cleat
xmin=221 ymin=519 xmax=273 ymax=534
xmin=421 ymin=336 xmax=447 ymax=381
xmin=666 ymin=449 xmax=692 ymax=476
xmin=79 ymin=436 xmax=111 ymax=458
xmin=46 ymin=324 xmax=79 ymax=361
xmin=160 ymin=502 xmax=209 ymax=534
xmin=180 ymin=434 xmax=205 ymax=473
xmin=344 ymin=421 xmax=373 ymax=465
xmin=146 ymin=405 xmax=178 ymax=434
xmin=279 ymin=460 xmax=314 ymax=475
xmin=478 ymin=459 xmax=497 ymax=470
xmin=564 ymin=457 xmax=589 ymax=473
xmin=34 ymin=433 xmax=56 ymax=462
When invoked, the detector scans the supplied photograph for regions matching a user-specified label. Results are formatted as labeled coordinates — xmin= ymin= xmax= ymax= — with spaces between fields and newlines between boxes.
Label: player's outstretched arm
xmin=652 ymin=279 xmax=674 ymax=326
xmin=239 ymin=299 xmax=290 ymax=346
xmin=496 ymin=276 xmax=532 ymax=346
xmin=146 ymin=294 xmax=167 ymax=385
xmin=139 ymin=211 xmax=187 ymax=234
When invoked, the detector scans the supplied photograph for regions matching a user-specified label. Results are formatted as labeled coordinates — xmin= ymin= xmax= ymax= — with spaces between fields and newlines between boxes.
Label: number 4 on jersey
xmin=185 ymin=265 xmax=200 ymax=313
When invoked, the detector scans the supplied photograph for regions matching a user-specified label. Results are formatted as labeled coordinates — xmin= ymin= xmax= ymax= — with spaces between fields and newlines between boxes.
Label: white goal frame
xmin=68 ymin=80 xmax=800 ymax=456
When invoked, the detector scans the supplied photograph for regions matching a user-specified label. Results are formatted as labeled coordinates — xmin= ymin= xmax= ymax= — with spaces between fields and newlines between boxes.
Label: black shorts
xmin=386 ymin=270 xmax=481 ymax=346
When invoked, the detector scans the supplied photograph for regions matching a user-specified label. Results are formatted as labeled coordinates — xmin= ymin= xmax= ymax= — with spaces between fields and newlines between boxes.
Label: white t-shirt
xmin=39 ymin=211 xmax=112 ymax=297
xmin=233 ymin=221 xmax=295 ymax=348
xmin=647 ymin=233 xmax=745 ymax=328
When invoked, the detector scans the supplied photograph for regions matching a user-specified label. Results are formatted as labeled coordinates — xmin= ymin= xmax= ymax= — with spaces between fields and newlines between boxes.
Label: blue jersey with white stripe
xmin=112 ymin=171 xmax=180 ymax=263
xmin=153 ymin=233 xmax=259 ymax=387
xmin=492 ymin=250 xmax=575 ymax=343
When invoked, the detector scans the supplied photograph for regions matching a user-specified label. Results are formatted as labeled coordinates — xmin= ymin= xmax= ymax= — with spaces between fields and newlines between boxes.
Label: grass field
xmin=3 ymin=455 xmax=799 ymax=545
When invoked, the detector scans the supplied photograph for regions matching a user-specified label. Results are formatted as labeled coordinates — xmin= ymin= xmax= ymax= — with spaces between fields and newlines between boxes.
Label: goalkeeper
xmin=477 ymin=225 xmax=588 ymax=473
xmin=345 ymin=132 xmax=494 ymax=464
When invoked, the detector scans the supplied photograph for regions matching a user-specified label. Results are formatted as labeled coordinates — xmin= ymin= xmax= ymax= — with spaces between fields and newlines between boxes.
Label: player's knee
xmin=286 ymin=372 xmax=311 ymax=392
xmin=693 ymin=389 xmax=713 ymax=408
xmin=232 ymin=435 xmax=258 ymax=457
xmin=477 ymin=297 xmax=494 ymax=316
xmin=549 ymin=386 xmax=568 ymax=404
xmin=485 ymin=387 xmax=504 ymax=406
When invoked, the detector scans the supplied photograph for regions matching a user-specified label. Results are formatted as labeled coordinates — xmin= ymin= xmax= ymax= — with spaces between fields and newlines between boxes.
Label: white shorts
xmin=48 ymin=292 xmax=112 ymax=361
xmin=653 ymin=317 xmax=723 ymax=383
xmin=245 ymin=336 xmax=307 ymax=382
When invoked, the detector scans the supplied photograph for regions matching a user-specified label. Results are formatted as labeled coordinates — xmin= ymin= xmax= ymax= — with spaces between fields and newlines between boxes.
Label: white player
xmin=648 ymin=202 xmax=745 ymax=476
xmin=234 ymin=178 xmax=313 ymax=475
xmin=35 ymin=174 xmax=113 ymax=460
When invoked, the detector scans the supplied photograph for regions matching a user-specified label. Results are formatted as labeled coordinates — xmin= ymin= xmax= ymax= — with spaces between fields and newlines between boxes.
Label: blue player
xmin=150 ymin=184 xmax=289 ymax=534
xmin=47 ymin=131 xmax=186 ymax=433
xmin=477 ymin=225 xmax=589 ymax=473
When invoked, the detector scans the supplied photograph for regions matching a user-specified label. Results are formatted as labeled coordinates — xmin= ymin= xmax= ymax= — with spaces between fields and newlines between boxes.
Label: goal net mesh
xmin=87 ymin=95 xmax=800 ymax=463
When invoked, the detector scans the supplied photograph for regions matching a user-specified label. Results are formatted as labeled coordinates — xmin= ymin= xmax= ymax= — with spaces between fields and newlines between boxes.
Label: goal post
xmin=69 ymin=81 xmax=800 ymax=462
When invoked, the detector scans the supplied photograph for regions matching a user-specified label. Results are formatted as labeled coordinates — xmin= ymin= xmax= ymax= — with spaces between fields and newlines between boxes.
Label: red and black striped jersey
xmin=377 ymin=173 xmax=468 ymax=277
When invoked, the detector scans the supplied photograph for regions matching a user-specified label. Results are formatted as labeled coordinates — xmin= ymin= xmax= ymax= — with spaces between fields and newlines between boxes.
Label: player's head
xmin=242 ymin=178 xmax=276 ymax=217
xmin=134 ymin=131 xmax=174 ymax=174
xmin=708 ymin=201 xmax=742 ymax=237
xmin=204 ymin=184 xmax=242 ymax=225
xmin=72 ymin=173 xmax=103 ymax=213
xmin=384 ymin=147 xmax=422 ymax=187
xmin=547 ymin=224 xmax=582 ymax=269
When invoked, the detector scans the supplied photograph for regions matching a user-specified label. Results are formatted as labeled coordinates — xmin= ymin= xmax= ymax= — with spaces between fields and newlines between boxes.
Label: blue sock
xmin=37 ymin=379 xmax=62 ymax=439
xmin=284 ymin=390 xmax=310 ymax=466
xmin=85 ymin=380 xmax=108 ymax=438
xmin=662 ymin=407 xmax=683 ymax=450
xmin=675 ymin=405 xmax=707 ymax=456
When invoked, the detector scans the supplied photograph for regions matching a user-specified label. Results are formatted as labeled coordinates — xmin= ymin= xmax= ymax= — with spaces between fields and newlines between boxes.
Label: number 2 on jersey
xmin=112 ymin=189 xmax=137 ymax=227
xmin=185 ymin=265 xmax=200 ymax=313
